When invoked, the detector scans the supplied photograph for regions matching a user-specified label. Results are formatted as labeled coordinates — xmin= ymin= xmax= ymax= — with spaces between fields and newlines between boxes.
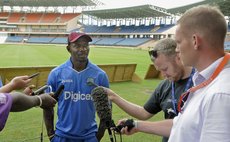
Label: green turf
xmin=0 ymin=44 xmax=163 ymax=142
xmin=0 ymin=44 xmax=152 ymax=77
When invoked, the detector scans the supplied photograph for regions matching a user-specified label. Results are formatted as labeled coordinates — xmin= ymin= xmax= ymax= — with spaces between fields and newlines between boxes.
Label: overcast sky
xmin=99 ymin=0 xmax=203 ymax=9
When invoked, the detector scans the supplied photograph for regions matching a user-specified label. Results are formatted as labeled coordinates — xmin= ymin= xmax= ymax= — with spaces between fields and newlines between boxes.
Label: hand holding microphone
xmin=23 ymin=85 xmax=36 ymax=95
xmin=38 ymin=93 xmax=57 ymax=109
xmin=113 ymin=119 xmax=136 ymax=133
xmin=33 ymin=85 xmax=64 ymax=109
xmin=31 ymin=84 xmax=64 ymax=101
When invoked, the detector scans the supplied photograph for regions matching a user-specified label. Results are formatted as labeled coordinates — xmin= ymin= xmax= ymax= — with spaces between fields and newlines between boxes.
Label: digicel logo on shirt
xmin=64 ymin=91 xmax=92 ymax=102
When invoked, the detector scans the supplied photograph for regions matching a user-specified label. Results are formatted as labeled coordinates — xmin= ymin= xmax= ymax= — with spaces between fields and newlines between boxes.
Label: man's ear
xmin=193 ymin=34 xmax=201 ymax=50
xmin=66 ymin=45 xmax=70 ymax=52
xmin=175 ymin=53 xmax=181 ymax=64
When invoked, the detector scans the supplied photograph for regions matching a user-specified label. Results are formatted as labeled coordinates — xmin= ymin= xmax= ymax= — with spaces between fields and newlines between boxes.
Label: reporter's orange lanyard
xmin=178 ymin=53 xmax=230 ymax=112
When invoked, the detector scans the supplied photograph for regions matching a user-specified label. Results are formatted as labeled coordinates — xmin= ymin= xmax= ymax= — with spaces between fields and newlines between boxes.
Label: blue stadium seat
xmin=115 ymin=38 xmax=151 ymax=46
xmin=94 ymin=38 xmax=124 ymax=45
xmin=51 ymin=37 xmax=67 ymax=44
xmin=155 ymin=24 xmax=174 ymax=33
xmin=5 ymin=36 xmax=24 ymax=42
xmin=224 ymin=41 xmax=230 ymax=51
xmin=27 ymin=37 xmax=55 ymax=43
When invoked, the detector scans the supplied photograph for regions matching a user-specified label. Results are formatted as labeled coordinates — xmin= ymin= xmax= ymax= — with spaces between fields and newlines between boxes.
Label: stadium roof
xmin=83 ymin=4 xmax=171 ymax=19
xmin=0 ymin=0 xmax=100 ymax=7
xmin=167 ymin=0 xmax=223 ymax=14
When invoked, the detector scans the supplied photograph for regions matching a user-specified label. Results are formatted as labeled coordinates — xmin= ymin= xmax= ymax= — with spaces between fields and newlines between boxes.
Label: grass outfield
xmin=0 ymin=44 xmax=163 ymax=142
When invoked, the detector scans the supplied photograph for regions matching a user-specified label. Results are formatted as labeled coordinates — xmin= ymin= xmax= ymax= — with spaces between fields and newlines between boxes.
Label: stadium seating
xmin=118 ymin=25 xmax=137 ymax=33
xmin=59 ymin=13 xmax=80 ymax=23
xmin=115 ymin=38 xmax=151 ymax=46
xmin=90 ymin=38 xmax=102 ymax=44
xmin=40 ymin=13 xmax=61 ymax=23
xmin=7 ymin=13 xmax=24 ymax=23
xmin=134 ymin=24 xmax=155 ymax=33
xmin=51 ymin=37 xmax=67 ymax=44
xmin=5 ymin=36 xmax=25 ymax=42
xmin=5 ymin=12 xmax=79 ymax=24
xmin=83 ymin=25 xmax=101 ymax=33
xmin=224 ymin=41 xmax=230 ymax=51
xmin=82 ymin=24 xmax=173 ymax=34
xmin=155 ymin=24 xmax=175 ymax=33
xmin=8 ymin=35 xmax=152 ymax=47
xmin=95 ymin=25 xmax=116 ymax=33
xmin=24 ymin=13 xmax=43 ymax=23
xmin=94 ymin=38 xmax=124 ymax=45
xmin=0 ymin=9 xmax=227 ymax=48
xmin=27 ymin=36 xmax=55 ymax=43
xmin=0 ymin=12 xmax=9 ymax=18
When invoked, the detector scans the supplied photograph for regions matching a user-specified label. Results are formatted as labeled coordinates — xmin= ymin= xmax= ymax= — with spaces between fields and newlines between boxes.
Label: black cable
xmin=108 ymin=128 xmax=114 ymax=142
xmin=112 ymin=129 xmax=117 ymax=142
xmin=119 ymin=132 xmax=122 ymax=142
xmin=41 ymin=107 xmax=44 ymax=142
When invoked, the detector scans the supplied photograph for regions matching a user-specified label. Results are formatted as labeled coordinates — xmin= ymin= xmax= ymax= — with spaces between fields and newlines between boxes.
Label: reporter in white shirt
xmin=118 ymin=5 xmax=230 ymax=142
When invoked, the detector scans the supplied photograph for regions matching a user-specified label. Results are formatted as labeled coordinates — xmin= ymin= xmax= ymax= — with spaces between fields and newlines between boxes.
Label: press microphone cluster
xmin=91 ymin=86 xmax=112 ymax=128
xmin=31 ymin=84 xmax=64 ymax=101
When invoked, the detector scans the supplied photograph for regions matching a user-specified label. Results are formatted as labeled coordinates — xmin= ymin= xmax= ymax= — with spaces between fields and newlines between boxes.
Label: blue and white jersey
xmin=0 ymin=76 xmax=3 ymax=87
xmin=47 ymin=59 xmax=109 ymax=140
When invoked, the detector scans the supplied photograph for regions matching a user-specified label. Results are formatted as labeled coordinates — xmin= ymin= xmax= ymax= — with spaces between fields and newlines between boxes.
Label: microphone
xmin=91 ymin=86 xmax=114 ymax=142
xmin=87 ymin=78 xmax=98 ymax=87
xmin=87 ymin=78 xmax=112 ymax=109
xmin=31 ymin=85 xmax=49 ymax=96
xmin=91 ymin=86 xmax=112 ymax=126
xmin=53 ymin=85 xmax=64 ymax=101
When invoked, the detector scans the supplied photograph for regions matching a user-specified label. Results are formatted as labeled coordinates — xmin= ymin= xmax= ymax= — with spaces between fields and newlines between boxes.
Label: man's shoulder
xmin=158 ymin=79 xmax=171 ymax=87
xmin=216 ymin=67 xmax=230 ymax=82
xmin=88 ymin=62 xmax=106 ymax=73
xmin=51 ymin=61 xmax=70 ymax=72
xmin=154 ymin=79 xmax=171 ymax=93
xmin=206 ymin=68 xmax=230 ymax=93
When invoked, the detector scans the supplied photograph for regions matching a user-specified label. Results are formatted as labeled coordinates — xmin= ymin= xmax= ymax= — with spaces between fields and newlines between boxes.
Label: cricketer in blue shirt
xmin=44 ymin=32 xmax=110 ymax=142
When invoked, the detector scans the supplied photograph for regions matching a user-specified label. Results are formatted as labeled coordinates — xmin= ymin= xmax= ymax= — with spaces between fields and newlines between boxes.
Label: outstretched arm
xmin=104 ymin=88 xmax=153 ymax=120
xmin=0 ymin=76 xmax=31 ymax=93
xmin=43 ymin=108 xmax=55 ymax=141
xmin=119 ymin=119 xmax=173 ymax=137
xmin=10 ymin=92 xmax=57 ymax=111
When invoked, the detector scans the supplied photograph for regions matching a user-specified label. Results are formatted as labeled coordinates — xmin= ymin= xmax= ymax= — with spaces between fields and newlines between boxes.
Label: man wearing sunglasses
xmin=104 ymin=38 xmax=194 ymax=142
xmin=117 ymin=5 xmax=230 ymax=142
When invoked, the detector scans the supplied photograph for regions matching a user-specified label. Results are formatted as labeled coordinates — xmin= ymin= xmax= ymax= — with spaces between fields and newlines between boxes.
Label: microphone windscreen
xmin=91 ymin=86 xmax=112 ymax=127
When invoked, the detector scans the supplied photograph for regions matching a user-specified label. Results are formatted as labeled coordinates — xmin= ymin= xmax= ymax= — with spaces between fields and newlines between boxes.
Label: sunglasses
xmin=149 ymin=50 xmax=158 ymax=58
